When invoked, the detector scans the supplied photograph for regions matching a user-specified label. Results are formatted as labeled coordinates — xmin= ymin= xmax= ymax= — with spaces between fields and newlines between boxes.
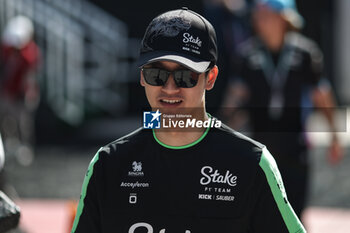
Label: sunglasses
xmin=142 ymin=68 xmax=204 ymax=88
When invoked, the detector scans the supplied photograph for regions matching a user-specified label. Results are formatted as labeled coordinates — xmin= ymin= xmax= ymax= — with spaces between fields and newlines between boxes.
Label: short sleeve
xmin=250 ymin=147 xmax=306 ymax=233
xmin=71 ymin=149 xmax=102 ymax=233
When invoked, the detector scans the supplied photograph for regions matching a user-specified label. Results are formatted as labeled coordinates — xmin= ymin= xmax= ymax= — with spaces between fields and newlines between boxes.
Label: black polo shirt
xmin=71 ymin=122 xmax=305 ymax=233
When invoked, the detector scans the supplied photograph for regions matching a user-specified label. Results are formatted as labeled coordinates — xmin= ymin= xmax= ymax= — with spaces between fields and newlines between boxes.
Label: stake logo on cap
xmin=138 ymin=7 xmax=218 ymax=73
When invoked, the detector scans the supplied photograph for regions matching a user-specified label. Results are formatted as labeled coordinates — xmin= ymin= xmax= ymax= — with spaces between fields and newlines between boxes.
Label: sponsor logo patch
xmin=198 ymin=166 xmax=238 ymax=202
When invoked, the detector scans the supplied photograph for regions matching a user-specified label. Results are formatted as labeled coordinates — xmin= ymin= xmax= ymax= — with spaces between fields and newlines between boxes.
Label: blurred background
xmin=0 ymin=0 xmax=349 ymax=232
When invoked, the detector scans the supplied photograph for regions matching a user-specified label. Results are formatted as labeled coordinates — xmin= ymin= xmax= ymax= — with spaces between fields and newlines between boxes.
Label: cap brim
xmin=282 ymin=9 xmax=304 ymax=29
xmin=138 ymin=51 xmax=211 ymax=73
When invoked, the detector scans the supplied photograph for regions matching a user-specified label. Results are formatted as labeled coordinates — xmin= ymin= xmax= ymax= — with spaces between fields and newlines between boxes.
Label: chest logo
xmin=128 ymin=161 xmax=144 ymax=177
xmin=200 ymin=166 xmax=237 ymax=187
xmin=133 ymin=161 xmax=142 ymax=172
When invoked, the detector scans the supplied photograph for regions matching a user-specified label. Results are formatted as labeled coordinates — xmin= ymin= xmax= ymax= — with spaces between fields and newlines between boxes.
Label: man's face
xmin=252 ymin=6 xmax=288 ymax=40
xmin=140 ymin=61 xmax=217 ymax=114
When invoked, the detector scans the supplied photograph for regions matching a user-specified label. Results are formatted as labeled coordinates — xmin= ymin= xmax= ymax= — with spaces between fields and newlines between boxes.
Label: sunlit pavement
xmin=15 ymin=200 xmax=72 ymax=233
xmin=303 ymin=207 xmax=350 ymax=233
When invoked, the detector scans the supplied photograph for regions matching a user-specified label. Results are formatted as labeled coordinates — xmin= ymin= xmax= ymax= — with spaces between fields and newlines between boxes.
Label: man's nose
xmin=162 ymin=74 xmax=179 ymax=92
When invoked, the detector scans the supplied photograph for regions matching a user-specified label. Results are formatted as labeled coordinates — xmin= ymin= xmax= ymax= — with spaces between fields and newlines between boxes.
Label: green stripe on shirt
xmin=71 ymin=148 xmax=101 ymax=233
xmin=259 ymin=147 xmax=306 ymax=233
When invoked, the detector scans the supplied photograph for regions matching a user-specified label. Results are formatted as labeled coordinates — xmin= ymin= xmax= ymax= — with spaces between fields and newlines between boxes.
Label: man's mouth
xmin=160 ymin=99 xmax=182 ymax=104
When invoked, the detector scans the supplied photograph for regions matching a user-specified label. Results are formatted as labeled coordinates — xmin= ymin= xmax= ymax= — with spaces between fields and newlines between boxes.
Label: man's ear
xmin=140 ymin=71 xmax=146 ymax=86
xmin=205 ymin=65 xmax=219 ymax=90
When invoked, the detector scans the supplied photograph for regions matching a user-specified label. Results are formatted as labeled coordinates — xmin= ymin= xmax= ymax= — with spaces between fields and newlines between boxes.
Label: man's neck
xmin=154 ymin=111 xmax=209 ymax=147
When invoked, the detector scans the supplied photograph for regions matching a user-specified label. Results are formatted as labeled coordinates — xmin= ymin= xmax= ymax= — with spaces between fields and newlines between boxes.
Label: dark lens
xmin=143 ymin=68 xmax=168 ymax=86
xmin=173 ymin=70 xmax=199 ymax=88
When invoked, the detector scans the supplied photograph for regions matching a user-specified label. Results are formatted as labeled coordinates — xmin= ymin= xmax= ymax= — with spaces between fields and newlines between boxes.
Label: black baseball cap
xmin=138 ymin=7 xmax=218 ymax=73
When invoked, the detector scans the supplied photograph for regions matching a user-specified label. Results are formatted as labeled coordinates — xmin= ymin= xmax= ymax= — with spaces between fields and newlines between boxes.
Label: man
xmin=71 ymin=8 xmax=305 ymax=233
xmin=223 ymin=0 xmax=342 ymax=217
xmin=0 ymin=15 xmax=40 ymax=165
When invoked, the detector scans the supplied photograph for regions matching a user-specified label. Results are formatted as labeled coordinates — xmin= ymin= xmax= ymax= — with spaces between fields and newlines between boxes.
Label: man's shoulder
xmin=215 ymin=121 xmax=264 ymax=144
xmin=210 ymin=120 xmax=265 ymax=158
xmin=285 ymin=31 xmax=322 ymax=54
xmin=99 ymin=127 xmax=150 ymax=156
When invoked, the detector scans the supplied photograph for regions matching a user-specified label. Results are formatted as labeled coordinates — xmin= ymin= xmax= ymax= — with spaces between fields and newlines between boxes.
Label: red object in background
xmin=0 ymin=40 xmax=40 ymax=101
